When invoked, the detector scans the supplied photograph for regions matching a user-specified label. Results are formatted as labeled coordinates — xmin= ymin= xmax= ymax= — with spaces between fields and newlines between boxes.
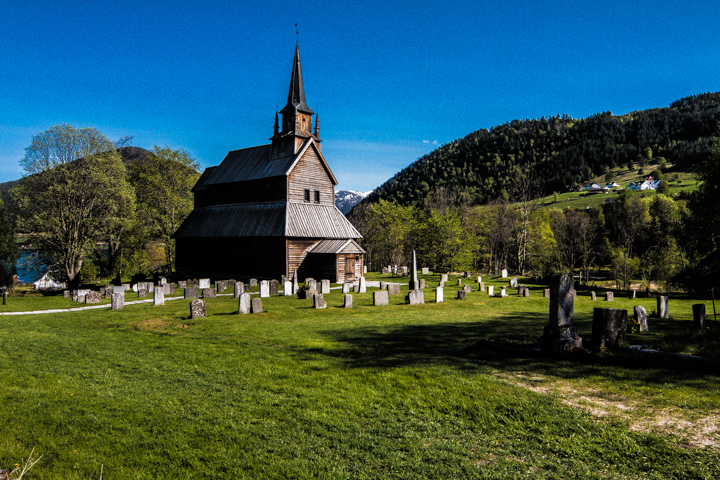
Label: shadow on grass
xmin=307 ymin=311 xmax=720 ymax=386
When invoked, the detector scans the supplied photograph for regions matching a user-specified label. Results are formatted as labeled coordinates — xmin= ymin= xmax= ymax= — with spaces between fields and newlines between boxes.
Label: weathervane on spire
xmin=295 ymin=22 xmax=299 ymax=42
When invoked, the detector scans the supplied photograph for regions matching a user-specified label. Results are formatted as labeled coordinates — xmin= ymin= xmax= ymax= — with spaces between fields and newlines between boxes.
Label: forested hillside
xmin=369 ymin=92 xmax=720 ymax=206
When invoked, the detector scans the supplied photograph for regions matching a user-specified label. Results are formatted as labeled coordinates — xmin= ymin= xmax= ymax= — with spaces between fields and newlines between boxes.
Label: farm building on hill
xmin=174 ymin=44 xmax=364 ymax=282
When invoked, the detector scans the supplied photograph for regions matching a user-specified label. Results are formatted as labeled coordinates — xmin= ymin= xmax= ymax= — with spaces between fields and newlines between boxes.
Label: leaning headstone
xmin=154 ymin=288 xmax=165 ymax=306
xmin=185 ymin=285 xmax=199 ymax=300
xmin=591 ymin=308 xmax=627 ymax=350
xmin=542 ymin=274 xmax=582 ymax=351
xmin=320 ymin=279 xmax=330 ymax=295
xmin=85 ymin=291 xmax=102 ymax=304
xmin=421 ymin=267 xmax=429 ymax=275
xmin=283 ymin=280 xmax=293 ymax=296
xmin=544 ymin=288 xmax=550 ymax=298
xmin=138 ymin=289 xmax=149 ymax=298
xmin=358 ymin=277 xmax=367 ymax=293
xmin=198 ymin=278 xmax=210 ymax=289
xmin=456 ymin=289 xmax=466 ymax=300
xmin=344 ymin=294 xmax=353 ymax=308
xmin=259 ymin=280 xmax=270 ymax=298
xmin=234 ymin=282 xmax=244 ymax=298
xmin=634 ymin=305 xmax=648 ymax=332
xmin=591 ymin=291 xmax=597 ymax=301
xmin=487 ymin=286 xmax=495 ymax=296
xmin=269 ymin=279 xmax=279 ymax=296
xmin=249 ymin=278 xmax=258 ymax=288
xmin=692 ymin=304 xmax=706 ymax=330
xmin=387 ymin=283 xmax=400 ymax=295
xmin=419 ymin=278 xmax=426 ymax=289
xmin=202 ymin=288 xmax=216 ymax=299
xmin=373 ymin=291 xmax=389 ymax=306
xmin=314 ymin=293 xmax=327 ymax=309
xmin=190 ymin=300 xmax=206 ymax=319
xmin=342 ymin=283 xmax=351 ymax=294
xmin=435 ymin=287 xmax=443 ymax=303
xmin=606 ymin=292 xmax=614 ymax=302
xmin=510 ymin=277 xmax=517 ymax=288
xmin=501 ymin=269 xmax=508 ymax=278
xmin=406 ymin=289 xmax=424 ymax=305
xmin=251 ymin=297 xmax=263 ymax=313
xmin=657 ymin=296 xmax=669 ymax=319
xmin=238 ymin=293 xmax=251 ymax=314
xmin=111 ymin=292 xmax=124 ymax=310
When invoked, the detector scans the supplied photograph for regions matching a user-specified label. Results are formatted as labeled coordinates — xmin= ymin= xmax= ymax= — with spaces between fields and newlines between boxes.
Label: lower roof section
xmin=174 ymin=201 xmax=362 ymax=239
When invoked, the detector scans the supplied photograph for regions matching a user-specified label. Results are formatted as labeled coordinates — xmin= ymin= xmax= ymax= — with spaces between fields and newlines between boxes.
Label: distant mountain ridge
xmin=335 ymin=190 xmax=371 ymax=214
xmin=367 ymin=92 xmax=720 ymax=208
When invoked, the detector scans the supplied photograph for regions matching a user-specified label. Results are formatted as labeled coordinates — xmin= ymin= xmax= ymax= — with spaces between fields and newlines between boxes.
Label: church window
xmin=314 ymin=190 xmax=320 ymax=203
xmin=304 ymin=189 xmax=310 ymax=202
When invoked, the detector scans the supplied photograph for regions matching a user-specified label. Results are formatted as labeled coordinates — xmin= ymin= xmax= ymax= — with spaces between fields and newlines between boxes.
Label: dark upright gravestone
xmin=270 ymin=279 xmax=279 ymax=296
xmin=85 ymin=291 xmax=102 ymax=304
xmin=202 ymin=288 xmax=216 ymax=298
xmin=185 ymin=286 xmax=199 ymax=300
xmin=456 ymin=289 xmax=466 ymax=300
xmin=542 ymin=274 xmax=582 ymax=351
xmin=692 ymin=304 xmax=706 ymax=330
xmin=591 ymin=308 xmax=627 ymax=350
xmin=251 ymin=297 xmax=263 ymax=313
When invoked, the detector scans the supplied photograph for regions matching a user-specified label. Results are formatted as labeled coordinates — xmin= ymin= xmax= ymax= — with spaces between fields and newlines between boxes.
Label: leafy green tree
xmin=363 ymin=199 xmax=417 ymax=270
xmin=12 ymin=125 xmax=134 ymax=287
xmin=524 ymin=208 xmax=556 ymax=277
xmin=603 ymin=190 xmax=651 ymax=289
xmin=414 ymin=209 xmax=474 ymax=271
xmin=0 ymin=196 xmax=17 ymax=287
xmin=128 ymin=146 xmax=200 ymax=273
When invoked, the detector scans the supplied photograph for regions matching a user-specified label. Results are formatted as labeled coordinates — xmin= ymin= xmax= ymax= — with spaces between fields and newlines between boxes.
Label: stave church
xmin=174 ymin=44 xmax=364 ymax=282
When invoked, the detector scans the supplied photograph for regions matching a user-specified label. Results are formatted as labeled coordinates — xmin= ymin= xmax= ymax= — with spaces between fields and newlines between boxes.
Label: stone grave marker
xmin=657 ymin=296 xmax=669 ymax=319
xmin=406 ymin=289 xmax=424 ymax=305
xmin=249 ymin=278 xmax=258 ymax=288
xmin=147 ymin=282 xmax=154 ymax=292
xmin=477 ymin=276 xmax=482 ymax=284
xmin=234 ymin=282 xmax=244 ymax=298
xmin=387 ymin=283 xmax=400 ymax=295
xmin=606 ymin=292 xmax=614 ymax=302
xmin=293 ymin=270 xmax=299 ymax=294
xmin=409 ymin=250 xmax=419 ymax=290
xmin=251 ymin=297 xmax=263 ymax=313
xmin=510 ymin=277 xmax=517 ymax=288
xmin=300 ymin=285 xmax=317 ymax=299
xmin=541 ymin=274 xmax=582 ymax=351
xmin=373 ymin=291 xmax=389 ymax=306
xmin=524 ymin=288 xmax=530 ymax=297
xmin=154 ymin=288 xmax=165 ymax=306
xmin=111 ymin=292 xmax=124 ymax=310
xmin=216 ymin=281 xmax=227 ymax=293
xmin=692 ymin=304 xmax=706 ymax=330
xmin=342 ymin=283 xmax=351 ymax=294
xmin=591 ymin=291 xmax=597 ymax=301
xmin=441 ymin=274 xmax=448 ymax=283
xmin=270 ymin=279 xmax=279 ymax=296
xmin=238 ymin=293 xmax=251 ymax=314
xmin=488 ymin=286 xmax=495 ymax=296
xmin=203 ymin=288 xmax=216 ymax=298
xmin=159 ymin=277 xmax=167 ymax=285
xmin=544 ymin=288 xmax=550 ymax=298
xmin=199 ymin=278 xmax=210 ymax=289
xmin=591 ymin=308 xmax=627 ymax=349
xmin=463 ymin=285 xmax=471 ymax=293
xmin=634 ymin=305 xmax=648 ymax=332
xmin=63 ymin=290 xmax=70 ymax=298
xmin=456 ymin=289 xmax=466 ymax=300
xmin=314 ymin=293 xmax=327 ymax=309
xmin=421 ymin=267 xmax=429 ymax=275
xmin=439 ymin=281 xmax=445 ymax=287
xmin=358 ymin=277 xmax=367 ymax=293
xmin=401 ymin=266 xmax=408 ymax=276
xmin=344 ymin=294 xmax=353 ymax=308
xmin=283 ymin=280 xmax=293 ymax=296
xmin=306 ymin=279 xmax=317 ymax=290
xmin=185 ymin=286 xmax=199 ymax=300
xmin=501 ymin=269 xmax=508 ymax=278
xmin=435 ymin=287 xmax=443 ymax=303
xmin=631 ymin=289 xmax=637 ymax=299
xmin=178 ymin=280 xmax=187 ymax=289
xmin=500 ymin=287 xmax=507 ymax=297
xmin=419 ymin=279 xmax=426 ymax=289
xmin=85 ymin=291 xmax=102 ymax=304
xmin=479 ymin=281 xmax=485 ymax=292
xmin=190 ymin=300 xmax=206 ymax=319
xmin=259 ymin=280 xmax=270 ymax=298
xmin=457 ymin=278 xmax=463 ymax=286
xmin=320 ymin=279 xmax=330 ymax=294
xmin=138 ymin=289 xmax=149 ymax=298
xmin=382 ymin=266 xmax=390 ymax=274
xmin=380 ymin=281 xmax=387 ymax=290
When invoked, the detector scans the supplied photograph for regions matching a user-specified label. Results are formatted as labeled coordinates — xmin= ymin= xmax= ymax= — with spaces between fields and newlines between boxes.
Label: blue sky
xmin=1 ymin=0 xmax=718 ymax=192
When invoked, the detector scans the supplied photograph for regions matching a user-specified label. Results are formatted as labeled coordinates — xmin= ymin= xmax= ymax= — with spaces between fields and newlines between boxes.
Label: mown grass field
xmin=1 ymin=273 xmax=718 ymax=479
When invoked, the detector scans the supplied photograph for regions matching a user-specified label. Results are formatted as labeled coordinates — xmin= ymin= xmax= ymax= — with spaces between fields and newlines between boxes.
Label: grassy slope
xmin=0 ymin=274 xmax=718 ymax=479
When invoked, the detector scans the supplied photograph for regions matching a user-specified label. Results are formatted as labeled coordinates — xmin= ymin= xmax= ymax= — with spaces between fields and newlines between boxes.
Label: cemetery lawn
xmin=1 ymin=275 xmax=719 ymax=479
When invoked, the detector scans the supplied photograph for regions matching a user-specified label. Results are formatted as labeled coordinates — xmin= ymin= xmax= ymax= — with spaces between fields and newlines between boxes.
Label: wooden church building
xmin=174 ymin=45 xmax=364 ymax=282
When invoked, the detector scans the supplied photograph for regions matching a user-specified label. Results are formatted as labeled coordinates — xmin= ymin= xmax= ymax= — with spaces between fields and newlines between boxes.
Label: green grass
xmin=0 ymin=274 xmax=718 ymax=478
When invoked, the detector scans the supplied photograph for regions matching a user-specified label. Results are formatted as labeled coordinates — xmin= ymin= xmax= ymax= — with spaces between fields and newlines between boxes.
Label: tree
xmin=128 ymin=146 xmax=200 ymax=274
xmin=363 ymin=199 xmax=417 ymax=270
xmin=0 ymin=196 xmax=17 ymax=287
xmin=603 ymin=190 xmax=651 ymax=289
xmin=510 ymin=169 xmax=542 ymax=274
xmin=12 ymin=125 xmax=134 ymax=287
xmin=551 ymin=209 xmax=599 ymax=281
xmin=414 ymin=209 xmax=474 ymax=271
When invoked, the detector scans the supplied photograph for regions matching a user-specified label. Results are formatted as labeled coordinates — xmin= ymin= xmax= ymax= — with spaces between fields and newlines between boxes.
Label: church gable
xmin=287 ymin=141 xmax=335 ymax=205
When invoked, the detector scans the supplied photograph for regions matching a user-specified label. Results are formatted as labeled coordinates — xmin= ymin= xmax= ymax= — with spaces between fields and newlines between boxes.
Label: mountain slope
xmin=368 ymin=92 xmax=720 ymax=207
xmin=335 ymin=190 xmax=371 ymax=215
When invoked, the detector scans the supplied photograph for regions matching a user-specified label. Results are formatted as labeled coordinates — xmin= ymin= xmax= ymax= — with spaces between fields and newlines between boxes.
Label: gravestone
xmin=314 ymin=293 xmax=327 ymax=309
xmin=657 ymin=296 xmax=669 ymax=319
xmin=132 ymin=283 xmax=139 ymax=293
xmin=380 ymin=281 xmax=387 ymax=290
xmin=456 ymin=289 xmax=466 ymax=300
xmin=387 ymin=283 xmax=400 ymax=295
xmin=419 ymin=279 xmax=426 ymax=289
xmin=111 ymin=292 xmax=124 ymax=310
xmin=342 ymin=283 xmax=351 ymax=294
xmin=138 ymin=289 xmax=149 ymax=298
xmin=363 ymin=266 xmax=368 ymax=274
xmin=441 ymin=274 xmax=448 ymax=283
xmin=178 ymin=280 xmax=187 ymax=289
xmin=249 ymin=278 xmax=258 ymax=288
xmin=199 ymin=278 xmax=211 ymax=289
xmin=406 ymin=289 xmax=424 ymax=305
xmin=634 ymin=305 xmax=648 ymax=332
xmin=104 ymin=285 xmax=113 ymax=298
xmin=307 ymin=279 xmax=317 ymax=291
xmin=320 ymin=279 xmax=330 ymax=295
xmin=435 ymin=287 xmax=443 ymax=303
xmin=283 ymin=280 xmax=293 ymax=296
xmin=487 ymin=286 xmax=494 ymax=296
xmin=251 ymin=297 xmax=263 ymax=313
xmin=631 ymin=289 xmax=637 ymax=299
xmin=439 ymin=281 xmax=445 ymax=287
xmin=159 ymin=277 xmax=167 ymax=285
xmin=358 ymin=277 xmax=367 ymax=293
xmin=373 ymin=291 xmax=389 ymax=306
xmin=190 ymin=300 xmax=206 ymax=319
xmin=591 ymin=308 xmax=627 ymax=350
xmin=344 ymin=294 xmax=353 ymax=308
xmin=238 ymin=293 xmax=251 ymax=314
xmin=185 ymin=286 xmax=199 ymax=300
xmin=478 ymin=281 xmax=485 ymax=292
xmin=216 ymin=281 xmax=227 ymax=293
xmin=421 ymin=267 xmax=429 ymax=275
xmin=259 ymin=280 xmax=270 ymax=298
xmin=187 ymin=279 xmax=199 ymax=287
xmin=501 ymin=269 xmax=508 ymax=278
xmin=63 ymin=290 xmax=70 ymax=298
xmin=113 ymin=285 xmax=128 ymax=295
xmin=523 ymin=288 xmax=530 ymax=297
xmin=99 ymin=287 xmax=106 ymax=297
xmin=542 ymin=274 xmax=582 ymax=351
xmin=300 ymin=286 xmax=317 ymax=299
xmin=544 ymin=288 xmax=550 ymax=298
xmin=409 ymin=250 xmax=419 ymax=290
xmin=591 ymin=291 xmax=597 ymax=301
xmin=477 ymin=276 xmax=482 ymax=284
xmin=382 ymin=266 xmax=390 ymax=274
xmin=163 ymin=283 xmax=175 ymax=295
xmin=606 ymin=292 xmax=614 ymax=302
xmin=293 ymin=270 xmax=299 ymax=294
xmin=234 ymin=282 xmax=244 ymax=298
xmin=510 ymin=277 xmax=517 ymax=288
xmin=154 ymin=288 xmax=165 ymax=306
xmin=463 ymin=285 xmax=471 ymax=293
xmin=147 ymin=282 xmax=154 ymax=293
xmin=457 ymin=279 xmax=463 ymax=286
xmin=465 ymin=271 xmax=472 ymax=278
xmin=85 ymin=291 xmax=102 ymax=304
xmin=401 ymin=266 xmax=408 ymax=276
xmin=692 ymin=304 xmax=706 ymax=330
xmin=202 ymin=288 xmax=216 ymax=298
xmin=517 ymin=285 xmax=524 ymax=295
xmin=270 ymin=279 xmax=279 ymax=296
xmin=500 ymin=287 xmax=508 ymax=297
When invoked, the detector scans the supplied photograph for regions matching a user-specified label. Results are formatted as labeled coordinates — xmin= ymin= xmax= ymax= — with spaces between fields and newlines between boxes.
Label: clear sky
xmin=1 ymin=0 xmax=718 ymax=192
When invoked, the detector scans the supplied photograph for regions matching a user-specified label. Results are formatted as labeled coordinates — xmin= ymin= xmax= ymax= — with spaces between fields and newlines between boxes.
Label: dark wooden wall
xmin=176 ymin=237 xmax=286 ymax=280
xmin=195 ymin=177 xmax=287 ymax=208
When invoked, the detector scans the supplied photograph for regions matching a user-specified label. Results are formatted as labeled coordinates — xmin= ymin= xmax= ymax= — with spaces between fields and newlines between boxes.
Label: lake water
xmin=16 ymin=250 xmax=47 ymax=283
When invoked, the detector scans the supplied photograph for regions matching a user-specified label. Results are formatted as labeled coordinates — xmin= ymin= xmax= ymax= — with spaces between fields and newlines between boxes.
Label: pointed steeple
xmin=281 ymin=43 xmax=314 ymax=116
xmin=273 ymin=110 xmax=279 ymax=136
xmin=314 ymin=110 xmax=319 ymax=138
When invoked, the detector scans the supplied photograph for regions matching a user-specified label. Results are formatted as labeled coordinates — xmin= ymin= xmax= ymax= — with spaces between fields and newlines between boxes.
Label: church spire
xmin=281 ymin=43 xmax=314 ymax=116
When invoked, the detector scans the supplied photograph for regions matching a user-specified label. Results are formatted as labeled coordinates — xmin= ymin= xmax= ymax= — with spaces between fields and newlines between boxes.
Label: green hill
xmin=367 ymin=92 xmax=720 ymax=208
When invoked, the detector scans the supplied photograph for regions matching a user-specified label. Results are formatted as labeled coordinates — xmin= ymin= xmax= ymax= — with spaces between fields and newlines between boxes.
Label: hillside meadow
xmin=0 ymin=273 xmax=719 ymax=479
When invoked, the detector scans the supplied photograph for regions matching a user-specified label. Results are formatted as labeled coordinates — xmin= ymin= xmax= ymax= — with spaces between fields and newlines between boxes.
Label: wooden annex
xmin=174 ymin=45 xmax=364 ymax=282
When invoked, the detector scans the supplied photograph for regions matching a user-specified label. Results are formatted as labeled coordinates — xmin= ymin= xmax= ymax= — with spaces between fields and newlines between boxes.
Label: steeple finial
xmin=280 ymin=43 xmax=314 ymax=116
xmin=314 ymin=109 xmax=319 ymax=138
xmin=273 ymin=108 xmax=279 ymax=136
